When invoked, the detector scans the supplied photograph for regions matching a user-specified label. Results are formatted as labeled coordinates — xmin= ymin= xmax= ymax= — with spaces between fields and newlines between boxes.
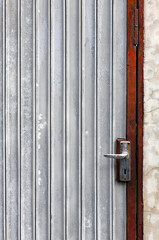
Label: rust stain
xmin=126 ymin=0 xmax=137 ymax=239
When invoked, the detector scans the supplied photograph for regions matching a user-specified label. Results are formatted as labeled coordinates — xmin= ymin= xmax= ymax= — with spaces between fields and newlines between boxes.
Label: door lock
xmin=104 ymin=140 xmax=131 ymax=182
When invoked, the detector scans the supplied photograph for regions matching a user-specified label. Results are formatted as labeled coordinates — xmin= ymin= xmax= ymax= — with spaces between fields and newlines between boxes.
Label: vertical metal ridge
xmin=6 ymin=0 xmax=19 ymax=237
xmin=111 ymin=0 xmax=115 ymax=238
xmin=82 ymin=0 xmax=96 ymax=237
xmin=65 ymin=0 xmax=81 ymax=237
xmin=36 ymin=0 xmax=51 ymax=237
xmin=95 ymin=0 xmax=97 ymax=238
xmin=33 ymin=0 xmax=36 ymax=239
xmin=3 ymin=0 xmax=6 ymax=238
xmin=79 ymin=0 xmax=82 ymax=239
xmin=109 ymin=0 xmax=113 ymax=239
xmin=81 ymin=1 xmax=84 ymax=236
xmin=64 ymin=0 xmax=67 ymax=238
xmin=18 ymin=0 xmax=21 ymax=239
xmin=63 ymin=0 xmax=66 ymax=239
xmin=112 ymin=0 xmax=127 ymax=238
xmin=21 ymin=0 xmax=34 ymax=237
xmin=51 ymin=0 xmax=66 ymax=237
xmin=112 ymin=1 xmax=115 ymax=238
xmin=95 ymin=1 xmax=98 ymax=239
xmin=48 ymin=0 xmax=51 ymax=238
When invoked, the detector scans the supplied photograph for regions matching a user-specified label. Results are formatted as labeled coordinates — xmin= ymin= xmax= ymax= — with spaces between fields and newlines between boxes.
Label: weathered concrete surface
xmin=144 ymin=0 xmax=159 ymax=239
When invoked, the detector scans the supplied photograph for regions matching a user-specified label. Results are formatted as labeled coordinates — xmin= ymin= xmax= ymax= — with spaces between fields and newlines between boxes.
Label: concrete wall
xmin=144 ymin=0 xmax=159 ymax=239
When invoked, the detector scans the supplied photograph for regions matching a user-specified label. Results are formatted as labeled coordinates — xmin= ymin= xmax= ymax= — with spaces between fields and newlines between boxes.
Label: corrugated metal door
xmin=0 ymin=0 xmax=127 ymax=239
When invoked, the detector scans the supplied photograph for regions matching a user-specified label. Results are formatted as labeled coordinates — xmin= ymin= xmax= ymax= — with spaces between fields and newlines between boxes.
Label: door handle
xmin=104 ymin=153 xmax=128 ymax=159
xmin=104 ymin=140 xmax=131 ymax=182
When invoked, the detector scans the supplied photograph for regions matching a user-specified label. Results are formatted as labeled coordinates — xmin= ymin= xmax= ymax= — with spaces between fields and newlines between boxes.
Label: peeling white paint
xmin=38 ymin=177 xmax=42 ymax=186
xmin=85 ymin=130 xmax=88 ymax=135
xmin=37 ymin=113 xmax=47 ymax=151
xmin=84 ymin=217 xmax=92 ymax=228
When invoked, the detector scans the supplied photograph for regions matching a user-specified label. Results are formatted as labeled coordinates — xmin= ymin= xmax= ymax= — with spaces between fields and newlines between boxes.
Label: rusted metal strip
xmin=134 ymin=9 xmax=139 ymax=45
xmin=126 ymin=0 xmax=137 ymax=239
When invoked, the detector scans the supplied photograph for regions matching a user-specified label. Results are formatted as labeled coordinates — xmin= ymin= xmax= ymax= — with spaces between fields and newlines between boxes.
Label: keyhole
xmin=124 ymin=169 xmax=127 ymax=175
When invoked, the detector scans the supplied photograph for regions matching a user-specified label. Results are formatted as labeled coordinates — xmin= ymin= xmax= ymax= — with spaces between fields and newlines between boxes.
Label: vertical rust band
xmin=135 ymin=9 xmax=139 ymax=45
xmin=127 ymin=0 xmax=144 ymax=239
xmin=126 ymin=0 xmax=137 ymax=239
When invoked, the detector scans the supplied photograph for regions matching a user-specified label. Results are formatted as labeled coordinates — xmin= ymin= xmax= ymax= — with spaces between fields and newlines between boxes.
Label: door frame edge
xmin=126 ymin=0 xmax=144 ymax=239
xmin=137 ymin=0 xmax=144 ymax=239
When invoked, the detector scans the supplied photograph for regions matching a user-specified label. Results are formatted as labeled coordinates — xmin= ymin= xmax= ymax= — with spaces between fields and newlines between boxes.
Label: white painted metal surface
xmin=0 ymin=0 xmax=126 ymax=239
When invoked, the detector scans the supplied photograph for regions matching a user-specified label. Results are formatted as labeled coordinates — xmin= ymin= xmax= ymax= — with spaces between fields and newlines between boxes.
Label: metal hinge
xmin=134 ymin=8 xmax=139 ymax=46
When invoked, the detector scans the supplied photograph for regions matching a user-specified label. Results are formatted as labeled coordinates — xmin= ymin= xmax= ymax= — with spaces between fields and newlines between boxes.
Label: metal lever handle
xmin=104 ymin=140 xmax=131 ymax=182
xmin=104 ymin=153 xmax=128 ymax=159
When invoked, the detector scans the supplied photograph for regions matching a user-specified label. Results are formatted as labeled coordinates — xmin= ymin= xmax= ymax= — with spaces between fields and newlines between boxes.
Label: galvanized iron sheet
xmin=0 ymin=0 xmax=126 ymax=239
